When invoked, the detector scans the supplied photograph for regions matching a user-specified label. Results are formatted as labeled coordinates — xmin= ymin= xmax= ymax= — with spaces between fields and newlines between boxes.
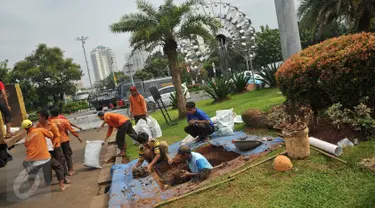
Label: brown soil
xmin=194 ymin=144 xmax=240 ymax=166
xmin=308 ymin=118 xmax=364 ymax=144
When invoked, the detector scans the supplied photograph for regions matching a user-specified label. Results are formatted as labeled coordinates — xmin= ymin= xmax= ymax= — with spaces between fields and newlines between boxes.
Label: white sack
xmin=216 ymin=109 xmax=235 ymax=136
xmin=84 ymin=140 xmax=104 ymax=168
xmin=147 ymin=116 xmax=162 ymax=138
xmin=134 ymin=119 xmax=152 ymax=138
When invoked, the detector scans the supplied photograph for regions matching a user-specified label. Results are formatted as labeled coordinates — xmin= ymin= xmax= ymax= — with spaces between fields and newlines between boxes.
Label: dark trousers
xmin=117 ymin=120 xmax=137 ymax=150
xmin=0 ymin=101 xmax=11 ymax=124
xmin=61 ymin=141 xmax=73 ymax=171
xmin=51 ymin=147 xmax=68 ymax=176
xmin=134 ymin=115 xmax=147 ymax=124
xmin=184 ymin=123 xmax=215 ymax=141
xmin=22 ymin=158 xmax=64 ymax=183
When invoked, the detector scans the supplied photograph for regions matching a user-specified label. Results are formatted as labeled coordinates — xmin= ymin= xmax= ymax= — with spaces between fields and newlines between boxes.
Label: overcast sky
xmin=0 ymin=0 xmax=300 ymax=87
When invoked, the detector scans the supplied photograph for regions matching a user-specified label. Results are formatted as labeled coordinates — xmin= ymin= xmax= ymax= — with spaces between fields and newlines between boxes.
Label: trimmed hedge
xmin=276 ymin=33 xmax=375 ymax=110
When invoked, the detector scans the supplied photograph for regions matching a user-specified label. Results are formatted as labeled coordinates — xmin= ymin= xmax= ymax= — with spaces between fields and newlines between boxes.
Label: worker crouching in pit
xmin=132 ymin=132 xmax=170 ymax=177
xmin=172 ymin=145 xmax=213 ymax=182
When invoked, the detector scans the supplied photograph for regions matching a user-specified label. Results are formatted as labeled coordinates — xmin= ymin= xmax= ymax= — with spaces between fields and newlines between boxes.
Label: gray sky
xmin=0 ymin=0 xmax=300 ymax=87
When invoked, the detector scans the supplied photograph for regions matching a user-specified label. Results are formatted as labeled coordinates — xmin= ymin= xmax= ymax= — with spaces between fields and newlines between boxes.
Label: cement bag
xmin=147 ymin=116 xmax=162 ymax=138
xmin=216 ymin=109 xmax=235 ymax=136
xmin=84 ymin=140 xmax=104 ymax=168
xmin=45 ymin=138 xmax=54 ymax=151
xmin=134 ymin=119 xmax=152 ymax=138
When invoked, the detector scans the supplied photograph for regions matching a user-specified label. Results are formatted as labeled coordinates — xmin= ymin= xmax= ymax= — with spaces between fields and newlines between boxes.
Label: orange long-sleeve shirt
xmin=36 ymin=121 xmax=61 ymax=148
xmin=24 ymin=127 xmax=53 ymax=161
xmin=50 ymin=117 xmax=79 ymax=143
xmin=129 ymin=94 xmax=147 ymax=116
xmin=103 ymin=113 xmax=130 ymax=137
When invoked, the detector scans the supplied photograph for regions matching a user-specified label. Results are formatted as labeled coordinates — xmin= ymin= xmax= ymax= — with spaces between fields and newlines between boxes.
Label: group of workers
xmin=19 ymin=85 xmax=214 ymax=193
xmin=98 ymin=86 xmax=215 ymax=181
xmin=21 ymin=108 xmax=83 ymax=192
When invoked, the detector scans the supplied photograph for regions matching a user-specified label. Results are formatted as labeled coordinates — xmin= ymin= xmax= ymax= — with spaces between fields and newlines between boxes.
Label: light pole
xmin=125 ymin=63 xmax=135 ymax=86
xmin=76 ymin=36 xmax=93 ymax=89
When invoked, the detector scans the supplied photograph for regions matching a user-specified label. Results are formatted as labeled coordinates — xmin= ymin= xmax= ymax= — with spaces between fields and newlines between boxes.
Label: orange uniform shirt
xmin=129 ymin=94 xmax=147 ymax=116
xmin=50 ymin=117 xmax=79 ymax=143
xmin=103 ymin=113 xmax=130 ymax=137
xmin=36 ymin=121 xmax=61 ymax=148
xmin=24 ymin=127 xmax=53 ymax=161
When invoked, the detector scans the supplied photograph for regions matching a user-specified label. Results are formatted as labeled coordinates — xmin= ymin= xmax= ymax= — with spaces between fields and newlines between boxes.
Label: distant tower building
xmin=91 ymin=46 xmax=118 ymax=81
xmin=124 ymin=50 xmax=149 ymax=76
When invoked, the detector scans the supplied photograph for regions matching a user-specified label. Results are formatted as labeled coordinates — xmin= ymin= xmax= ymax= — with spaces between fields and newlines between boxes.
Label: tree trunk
xmin=357 ymin=9 xmax=371 ymax=32
xmin=164 ymin=44 xmax=187 ymax=118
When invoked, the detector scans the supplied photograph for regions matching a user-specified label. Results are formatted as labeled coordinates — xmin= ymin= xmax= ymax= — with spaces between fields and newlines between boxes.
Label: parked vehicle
xmin=146 ymin=84 xmax=190 ymax=106
xmin=241 ymin=71 xmax=265 ymax=88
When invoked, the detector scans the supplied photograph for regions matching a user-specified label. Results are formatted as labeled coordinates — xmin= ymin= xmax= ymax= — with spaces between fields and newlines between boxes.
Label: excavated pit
xmin=155 ymin=144 xmax=240 ymax=186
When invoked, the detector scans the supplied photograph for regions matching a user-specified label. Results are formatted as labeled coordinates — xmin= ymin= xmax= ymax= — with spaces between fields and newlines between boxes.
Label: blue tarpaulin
xmin=109 ymin=131 xmax=283 ymax=208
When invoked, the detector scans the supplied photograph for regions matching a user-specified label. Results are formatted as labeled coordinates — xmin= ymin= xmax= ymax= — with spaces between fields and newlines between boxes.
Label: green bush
xmin=276 ymin=33 xmax=375 ymax=110
xmin=257 ymin=62 xmax=281 ymax=87
xmin=231 ymin=73 xmax=250 ymax=93
xmin=326 ymin=100 xmax=375 ymax=136
xmin=63 ymin=101 xmax=89 ymax=114
xmin=201 ymin=78 xmax=233 ymax=102
xmin=187 ymin=84 xmax=201 ymax=92
xmin=169 ymin=91 xmax=187 ymax=109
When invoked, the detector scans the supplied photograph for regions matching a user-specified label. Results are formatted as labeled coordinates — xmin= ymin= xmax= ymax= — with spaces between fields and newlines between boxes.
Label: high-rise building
xmin=124 ymin=50 xmax=149 ymax=76
xmin=90 ymin=46 xmax=118 ymax=81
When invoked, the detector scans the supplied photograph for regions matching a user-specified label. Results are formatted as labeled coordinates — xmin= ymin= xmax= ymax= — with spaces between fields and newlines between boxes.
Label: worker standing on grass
xmin=0 ymin=80 xmax=13 ymax=138
xmin=36 ymin=109 xmax=71 ymax=183
xmin=172 ymin=145 xmax=213 ymax=182
xmin=21 ymin=120 xmax=69 ymax=192
xmin=184 ymin=102 xmax=215 ymax=142
xmin=133 ymin=132 xmax=171 ymax=173
xmin=97 ymin=112 xmax=137 ymax=156
xmin=50 ymin=108 xmax=83 ymax=176
xmin=129 ymin=86 xmax=148 ymax=124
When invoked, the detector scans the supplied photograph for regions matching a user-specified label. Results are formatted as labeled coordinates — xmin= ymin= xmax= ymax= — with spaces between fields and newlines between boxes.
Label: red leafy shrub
xmin=276 ymin=33 xmax=375 ymax=110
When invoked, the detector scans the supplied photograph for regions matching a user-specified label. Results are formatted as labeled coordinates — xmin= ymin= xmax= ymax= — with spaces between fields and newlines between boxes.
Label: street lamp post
xmin=76 ymin=36 xmax=93 ymax=89
xmin=125 ymin=63 xmax=135 ymax=86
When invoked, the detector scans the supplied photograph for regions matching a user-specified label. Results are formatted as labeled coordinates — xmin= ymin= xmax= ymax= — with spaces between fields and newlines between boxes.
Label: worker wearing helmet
xmin=97 ymin=112 xmax=137 ymax=156
xmin=133 ymin=132 xmax=170 ymax=173
xmin=21 ymin=120 xmax=69 ymax=192
xmin=50 ymin=108 xmax=82 ymax=176
xmin=129 ymin=86 xmax=147 ymax=124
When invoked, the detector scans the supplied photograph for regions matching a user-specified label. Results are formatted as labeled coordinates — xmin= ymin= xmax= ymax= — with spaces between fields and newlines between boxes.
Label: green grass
xmin=163 ymin=141 xmax=375 ymax=208
xmin=125 ymin=88 xmax=285 ymax=160
xmin=124 ymin=88 xmax=375 ymax=207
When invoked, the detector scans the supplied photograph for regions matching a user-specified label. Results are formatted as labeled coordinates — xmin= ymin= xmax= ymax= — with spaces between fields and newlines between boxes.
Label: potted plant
xmin=275 ymin=101 xmax=313 ymax=159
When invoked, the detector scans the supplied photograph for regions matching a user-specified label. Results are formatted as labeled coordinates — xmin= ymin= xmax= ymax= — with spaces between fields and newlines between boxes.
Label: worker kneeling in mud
xmin=173 ymin=145 xmax=213 ymax=182
xmin=133 ymin=132 xmax=170 ymax=174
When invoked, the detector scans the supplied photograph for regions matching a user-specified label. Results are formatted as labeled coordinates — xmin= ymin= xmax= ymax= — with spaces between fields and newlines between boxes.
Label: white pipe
xmin=309 ymin=137 xmax=343 ymax=156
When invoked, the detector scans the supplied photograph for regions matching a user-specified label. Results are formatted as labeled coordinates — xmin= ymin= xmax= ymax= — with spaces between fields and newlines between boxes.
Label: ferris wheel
xmin=178 ymin=0 xmax=256 ymax=72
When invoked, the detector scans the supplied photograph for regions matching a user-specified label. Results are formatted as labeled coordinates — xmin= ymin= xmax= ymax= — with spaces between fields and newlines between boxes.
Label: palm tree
xmin=110 ymin=0 xmax=219 ymax=117
xmin=298 ymin=0 xmax=375 ymax=34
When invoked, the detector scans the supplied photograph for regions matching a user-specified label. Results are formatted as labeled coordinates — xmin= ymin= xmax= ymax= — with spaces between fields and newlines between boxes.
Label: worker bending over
xmin=21 ymin=120 xmax=69 ymax=192
xmin=37 ymin=109 xmax=71 ymax=183
xmin=129 ymin=86 xmax=148 ymax=124
xmin=133 ymin=132 xmax=170 ymax=173
xmin=173 ymin=145 xmax=212 ymax=181
xmin=50 ymin=108 xmax=82 ymax=176
xmin=97 ymin=112 xmax=137 ymax=156
xmin=185 ymin=102 xmax=214 ymax=142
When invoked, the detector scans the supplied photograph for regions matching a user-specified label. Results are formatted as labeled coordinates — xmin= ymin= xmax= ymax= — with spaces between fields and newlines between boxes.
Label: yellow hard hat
xmin=21 ymin=120 xmax=33 ymax=129
xmin=273 ymin=155 xmax=293 ymax=172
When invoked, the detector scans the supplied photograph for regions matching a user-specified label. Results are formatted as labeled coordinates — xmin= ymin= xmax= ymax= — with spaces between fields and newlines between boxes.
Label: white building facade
xmin=91 ymin=46 xmax=118 ymax=81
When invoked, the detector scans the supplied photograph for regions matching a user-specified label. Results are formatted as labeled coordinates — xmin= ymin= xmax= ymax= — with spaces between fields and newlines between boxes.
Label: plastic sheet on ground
xmin=109 ymin=131 xmax=283 ymax=208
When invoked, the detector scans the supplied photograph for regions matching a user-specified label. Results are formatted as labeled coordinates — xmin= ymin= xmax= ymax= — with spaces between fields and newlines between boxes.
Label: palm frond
xmin=110 ymin=13 xmax=156 ymax=33
xmin=136 ymin=0 xmax=159 ymax=21
xmin=256 ymin=62 xmax=282 ymax=88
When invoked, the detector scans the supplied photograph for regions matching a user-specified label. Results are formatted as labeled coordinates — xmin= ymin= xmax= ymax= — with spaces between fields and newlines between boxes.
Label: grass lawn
xmin=125 ymin=88 xmax=285 ymax=160
xmin=125 ymin=88 xmax=375 ymax=208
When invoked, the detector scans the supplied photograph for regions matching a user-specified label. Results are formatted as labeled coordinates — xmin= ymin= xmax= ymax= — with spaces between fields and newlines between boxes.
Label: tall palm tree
xmin=110 ymin=0 xmax=219 ymax=117
xmin=298 ymin=0 xmax=375 ymax=34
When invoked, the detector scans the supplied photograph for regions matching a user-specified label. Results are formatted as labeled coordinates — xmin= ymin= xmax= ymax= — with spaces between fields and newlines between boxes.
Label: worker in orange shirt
xmin=36 ymin=109 xmax=71 ymax=182
xmin=50 ymin=108 xmax=83 ymax=176
xmin=129 ymin=86 xmax=148 ymax=124
xmin=97 ymin=112 xmax=137 ymax=156
xmin=21 ymin=120 xmax=69 ymax=192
